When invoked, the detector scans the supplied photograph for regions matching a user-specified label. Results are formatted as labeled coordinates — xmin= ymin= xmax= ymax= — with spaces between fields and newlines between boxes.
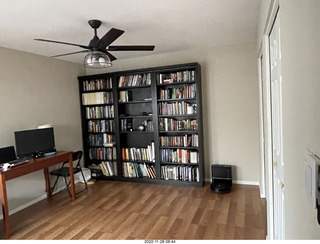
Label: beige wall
xmin=258 ymin=0 xmax=320 ymax=239
xmin=257 ymin=0 xmax=272 ymax=50
xmin=0 ymin=42 xmax=260 ymax=215
xmin=88 ymin=43 xmax=260 ymax=183
xmin=0 ymin=47 xmax=85 ymax=211
xmin=281 ymin=0 xmax=320 ymax=239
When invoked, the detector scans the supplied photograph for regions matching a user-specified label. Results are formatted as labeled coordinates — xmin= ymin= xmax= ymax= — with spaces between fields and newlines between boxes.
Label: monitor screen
xmin=0 ymin=146 xmax=16 ymax=164
xmin=14 ymin=128 xmax=56 ymax=158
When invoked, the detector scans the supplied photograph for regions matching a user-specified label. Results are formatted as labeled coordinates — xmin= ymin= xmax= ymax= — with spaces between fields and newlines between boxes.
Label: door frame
xmin=259 ymin=0 xmax=282 ymax=240
xmin=258 ymin=34 xmax=274 ymax=240
xmin=258 ymin=47 xmax=266 ymax=199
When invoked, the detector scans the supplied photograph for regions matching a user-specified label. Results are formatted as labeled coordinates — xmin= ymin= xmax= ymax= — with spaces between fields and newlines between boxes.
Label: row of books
xmin=118 ymin=73 xmax=152 ymax=87
xmin=119 ymin=90 xmax=132 ymax=102
xmin=144 ymin=120 xmax=154 ymax=132
xmin=122 ymin=142 xmax=155 ymax=162
xmin=160 ymin=134 xmax=199 ymax=147
xmin=161 ymin=165 xmax=199 ymax=182
xmin=159 ymin=118 xmax=198 ymax=131
xmin=158 ymin=84 xmax=196 ymax=100
xmin=89 ymin=147 xmax=117 ymax=161
xmin=123 ymin=162 xmax=156 ymax=179
xmin=85 ymin=105 xmax=114 ymax=119
xmin=88 ymin=120 xmax=114 ymax=133
xmin=158 ymin=70 xmax=195 ymax=84
xmin=120 ymin=119 xmax=154 ymax=132
xmin=82 ymin=78 xmax=112 ymax=91
xmin=158 ymin=101 xmax=195 ymax=116
xmin=82 ymin=91 xmax=113 ymax=105
xmin=99 ymin=161 xmax=117 ymax=176
xmin=160 ymin=149 xmax=198 ymax=164
xmin=88 ymin=133 xmax=114 ymax=147
xmin=120 ymin=118 xmax=132 ymax=132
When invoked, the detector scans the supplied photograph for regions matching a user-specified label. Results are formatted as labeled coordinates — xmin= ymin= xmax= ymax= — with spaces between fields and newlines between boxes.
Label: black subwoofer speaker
xmin=210 ymin=164 xmax=232 ymax=193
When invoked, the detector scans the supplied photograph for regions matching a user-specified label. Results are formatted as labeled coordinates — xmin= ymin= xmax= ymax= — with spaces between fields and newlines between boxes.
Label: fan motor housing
xmin=88 ymin=19 xmax=101 ymax=29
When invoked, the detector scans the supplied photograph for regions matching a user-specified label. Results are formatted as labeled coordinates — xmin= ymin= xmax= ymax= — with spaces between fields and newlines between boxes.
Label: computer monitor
xmin=0 ymin=146 xmax=16 ymax=164
xmin=14 ymin=128 xmax=56 ymax=158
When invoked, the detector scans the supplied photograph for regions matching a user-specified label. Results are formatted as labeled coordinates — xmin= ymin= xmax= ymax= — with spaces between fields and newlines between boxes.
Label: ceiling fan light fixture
xmin=84 ymin=51 xmax=112 ymax=68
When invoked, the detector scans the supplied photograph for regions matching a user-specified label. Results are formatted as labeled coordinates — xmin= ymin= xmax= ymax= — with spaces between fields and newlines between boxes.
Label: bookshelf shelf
xmin=78 ymin=62 xmax=203 ymax=187
xmin=160 ymin=146 xmax=198 ymax=149
xmin=122 ymin=160 xmax=155 ymax=163
xmin=118 ymin=85 xmax=151 ymax=90
xmin=160 ymin=162 xmax=200 ymax=165
xmin=157 ymin=98 xmax=196 ymax=102
xmin=118 ymin=100 xmax=152 ymax=104
xmin=83 ymin=103 xmax=114 ymax=106
xmin=83 ymin=88 xmax=113 ymax=93
xmin=158 ymin=114 xmax=197 ymax=118
xmin=159 ymin=130 xmax=198 ymax=133
xmin=119 ymin=131 xmax=154 ymax=134
xmin=119 ymin=115 xmax=152 ymax=119
xmin=157 ymin=81 xmax=196 ymax=87
xmin=86 ymin=117 xmax=114 ymax=120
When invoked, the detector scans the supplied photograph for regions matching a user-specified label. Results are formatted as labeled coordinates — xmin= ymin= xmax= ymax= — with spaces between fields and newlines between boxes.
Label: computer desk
xmin=0 ymin=151 xmax=76 ymax=238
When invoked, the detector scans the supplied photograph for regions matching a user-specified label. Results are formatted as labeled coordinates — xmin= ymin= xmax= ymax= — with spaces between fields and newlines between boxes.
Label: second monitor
xmin=14 ymin=127 xmax=56 ymax=158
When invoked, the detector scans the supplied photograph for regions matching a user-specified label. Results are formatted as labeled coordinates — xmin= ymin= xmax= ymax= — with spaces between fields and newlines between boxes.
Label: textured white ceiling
xmin=0 ymin=0 xmax=261 ymax=64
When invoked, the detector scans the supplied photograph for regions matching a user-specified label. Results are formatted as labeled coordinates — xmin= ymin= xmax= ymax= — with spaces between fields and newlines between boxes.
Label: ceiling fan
xmin=34 ymin=19 xmax=155 ymax=66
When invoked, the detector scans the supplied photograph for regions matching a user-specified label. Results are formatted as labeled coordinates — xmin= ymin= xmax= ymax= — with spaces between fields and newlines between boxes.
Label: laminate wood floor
xmin=0 ymin=181 xmax=267 ymax=240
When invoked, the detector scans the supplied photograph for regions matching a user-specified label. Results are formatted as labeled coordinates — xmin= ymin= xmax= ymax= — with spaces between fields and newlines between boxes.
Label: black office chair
xmin=50 ymin=150 xmax=88 ymax=197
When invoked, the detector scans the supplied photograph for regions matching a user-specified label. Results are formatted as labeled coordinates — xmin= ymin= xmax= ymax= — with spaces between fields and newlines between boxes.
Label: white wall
xmin=0 ymin=47 xmax=85 ymax=211
xmin=87 ymin=43 xmax=260 ymax=184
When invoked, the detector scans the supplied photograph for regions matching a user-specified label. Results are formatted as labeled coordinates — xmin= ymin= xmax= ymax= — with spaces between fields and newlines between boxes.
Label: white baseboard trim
xmin=233 ymin=180 xmax=259 ymax=185
xmin=204 ymin=177 xmax=259 ymax=186
xmin=259 ymin=185 xmax=266 ymax=199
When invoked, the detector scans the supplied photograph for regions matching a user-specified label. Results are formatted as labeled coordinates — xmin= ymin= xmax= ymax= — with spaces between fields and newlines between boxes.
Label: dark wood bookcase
xmin=78 ymin=62 xmax=204 ymax=187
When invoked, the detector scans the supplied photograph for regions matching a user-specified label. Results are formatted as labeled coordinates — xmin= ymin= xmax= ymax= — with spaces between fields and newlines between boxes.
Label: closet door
xmin=269 ymin=8 xmax=285 ymax=240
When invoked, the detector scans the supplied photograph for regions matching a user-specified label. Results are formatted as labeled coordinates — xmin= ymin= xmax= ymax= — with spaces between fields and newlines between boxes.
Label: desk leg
xmin=68 ymin=153 xmax=76 ymax=201
xmin=44 ymin=168 xmax=51 ymax=198
xmin=0 ymin=174 xmax=10 ymax=238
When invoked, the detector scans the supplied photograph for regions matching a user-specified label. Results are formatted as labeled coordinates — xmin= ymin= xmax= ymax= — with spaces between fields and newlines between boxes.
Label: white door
xmin=269 ymin=9 xmax=285 ymax=240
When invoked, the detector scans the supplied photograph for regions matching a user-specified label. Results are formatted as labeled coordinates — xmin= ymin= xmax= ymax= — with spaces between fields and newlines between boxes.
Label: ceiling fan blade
xmin=96 ymin=28 xmax=125 ymax=49
xmin=50 ymin=50 xmax=89 ymax=58
xmin=34 ymin=39 xmax=90 ymax=50
xmin=108 ymin=45 xmax=155 ymax=51
xmin=101 ymin=49 xmax=117 ymax=61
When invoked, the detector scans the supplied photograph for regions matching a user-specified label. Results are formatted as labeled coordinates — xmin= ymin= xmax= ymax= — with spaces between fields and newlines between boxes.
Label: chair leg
xmin=79 ymin=168 xmax=88 ymax=190
xmin=65 ymin=171 xmax=88 ymax=198
xmin=64 ymin=176 xmax=72 ymax=197
xmin=50 ymin=175 xmax=60 ymax=195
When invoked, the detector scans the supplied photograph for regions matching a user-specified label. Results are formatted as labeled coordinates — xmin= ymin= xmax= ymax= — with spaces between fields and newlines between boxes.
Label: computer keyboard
xmin=0 ymin=158 xmax=30 ymax=171
xmin=8 ymin=158 xmax=29 ymax=166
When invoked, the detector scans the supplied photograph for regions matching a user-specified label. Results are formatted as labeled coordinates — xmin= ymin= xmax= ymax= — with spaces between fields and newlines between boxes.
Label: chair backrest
xmin=72 ymin=150 xmax=83 ymax=168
